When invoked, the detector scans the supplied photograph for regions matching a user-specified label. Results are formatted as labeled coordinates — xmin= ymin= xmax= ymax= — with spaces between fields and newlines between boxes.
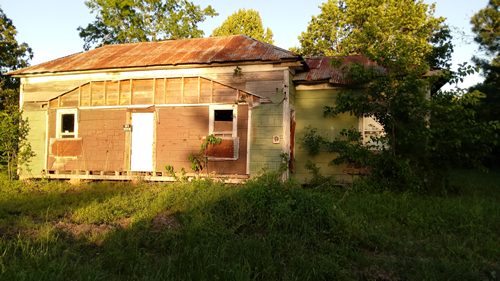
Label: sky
xmin=1 ymin=0 xmax=488 ymax=88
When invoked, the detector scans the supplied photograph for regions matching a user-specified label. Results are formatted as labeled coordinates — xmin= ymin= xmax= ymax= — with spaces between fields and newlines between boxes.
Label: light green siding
xmin=249 ymin=103 xmax=284 ymax=174
xmin=294 ymin=89 xmax=358 ymax=182
xmin=21 ymin=109 xmax=47 ymax=178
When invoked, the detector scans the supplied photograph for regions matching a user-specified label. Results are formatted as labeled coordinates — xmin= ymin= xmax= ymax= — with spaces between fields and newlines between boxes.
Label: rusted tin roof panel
xmin=294 ymin=55 xmax=381 ymax=85
xmin=9 ymin=35 xmax=300 ymax=76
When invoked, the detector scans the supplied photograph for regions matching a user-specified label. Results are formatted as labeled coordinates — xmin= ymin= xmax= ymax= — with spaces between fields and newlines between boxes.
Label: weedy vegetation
xmin=0 ymin=170 xmax=498 ymax=281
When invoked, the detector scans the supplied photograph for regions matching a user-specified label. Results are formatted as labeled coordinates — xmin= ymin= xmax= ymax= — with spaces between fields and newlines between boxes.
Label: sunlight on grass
xmin=0 ymin=171 xmax=498 ymax=280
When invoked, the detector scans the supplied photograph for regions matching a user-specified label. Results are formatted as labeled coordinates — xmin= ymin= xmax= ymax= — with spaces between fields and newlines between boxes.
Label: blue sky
xmin=1 ymin=0 xmax=488 ymax=88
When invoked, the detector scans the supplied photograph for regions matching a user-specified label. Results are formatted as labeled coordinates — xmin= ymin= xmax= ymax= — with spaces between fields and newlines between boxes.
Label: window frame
xmin=56 ymin=109 xmax=79 ymax=139
xmin=207 ymin=104 xmax=239 ymax=160
xmin=358 ymin=115 xmax=385 ymax=149
xmin=209 ymin=104 xmax=237 ymax=138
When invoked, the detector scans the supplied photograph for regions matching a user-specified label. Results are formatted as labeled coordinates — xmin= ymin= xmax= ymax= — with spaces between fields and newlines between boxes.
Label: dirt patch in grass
xmin=151 ymin=211 xmax=181 ymax=232
xmin=54 ymin=221 xmax=115 ymax=238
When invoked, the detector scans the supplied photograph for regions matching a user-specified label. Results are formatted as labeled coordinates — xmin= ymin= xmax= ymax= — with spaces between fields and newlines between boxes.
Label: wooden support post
xmin=78 ymin=86 xmax=82 ymax=107
xmin=129 ymin=79 xmax=133 ymax=105
xmin=210 ymin=80 xmax=214 ymax=103
xmin=197 ymin=76 xmax=201 ymax=103
xmin=118 ymin=80 xmax=121 ymax=105
xmin=103 ymin=80 xmax=107 ymax=105
xmin=89 ymin=81 xmax=93 ymax=106
xmin=163 ymin=78 xmax=167 ymax=104
xmin=181 ymin=77 xmax=185 ymax=103
xmin=152 ymin=78 xmax=156 ymax=104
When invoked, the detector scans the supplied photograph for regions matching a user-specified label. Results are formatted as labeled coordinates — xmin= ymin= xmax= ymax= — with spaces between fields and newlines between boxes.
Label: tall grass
xmin=0 ymin=170 xmax=498 ymax=280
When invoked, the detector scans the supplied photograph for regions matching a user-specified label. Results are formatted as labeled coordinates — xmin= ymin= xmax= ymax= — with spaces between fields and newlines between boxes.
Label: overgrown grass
xmin=0 ymin=170 xmax=498 ymax=280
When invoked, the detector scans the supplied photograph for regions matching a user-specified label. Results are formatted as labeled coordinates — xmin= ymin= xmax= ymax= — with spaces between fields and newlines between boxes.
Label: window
xmin=56 ymin=109 xmax=78 ymax=138
xmin=209 ymin=105 xmax=237 ymax=138
xmin=207 ymin=105 xmax=238 ymax=160
xmin=359 ymin=116 xmax=385 ymax=149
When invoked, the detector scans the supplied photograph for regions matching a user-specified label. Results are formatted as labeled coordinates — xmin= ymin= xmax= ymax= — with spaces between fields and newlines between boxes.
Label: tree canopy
xmin=297 ymin=0 xmax=497 ymax=192
xmin=211 ymin=9 xmax=274 ymax=44
xmin=0 ymin=7 xmax=32 ymax=88
xmin=469 ymin=0 xmax=500 ymax=164
xmin=0 ymin=7 xmax=34 ymax=178
xmin=296 ymin=0 xmax=450 ymax=70
xmin=78 ymin=0 xmax=218 ymax=50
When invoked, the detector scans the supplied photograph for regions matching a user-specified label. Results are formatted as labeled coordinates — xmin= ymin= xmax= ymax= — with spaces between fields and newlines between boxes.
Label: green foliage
xmin=188 ymin=134 xmax=222 ymax=173
xmin=211 ymin=9 xmax=274 ymax=44
xmin=78 ymin=0 xmax=218 ymax=50
xmin=296 ymin=0 xmax=449 ymax=71
xmin=0 ymin=10 xmax=34 ymax=179
xmin=295 ymin=0 xmax=497 ymax=192
xmin=469 ymin=0 xmax=500 ymax=164
xmin=471 ymin=0 xmax=499 ymax=56
xmin=0 ymin=105 xmax=34 ymax=180
xmin=0 ymin=170 xmax=498 ymax=280
xmin=0 ymin=7 xmax=33 ymax=89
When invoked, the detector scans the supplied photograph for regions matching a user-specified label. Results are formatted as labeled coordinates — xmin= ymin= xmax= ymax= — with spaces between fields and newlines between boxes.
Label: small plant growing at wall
xmin=188 ymin=134 xmax=222 ymax=175
xmin=165 ymin=164 xmax=188 ymax=182
xmin=0 ymin=109 xmax=35 ymax=180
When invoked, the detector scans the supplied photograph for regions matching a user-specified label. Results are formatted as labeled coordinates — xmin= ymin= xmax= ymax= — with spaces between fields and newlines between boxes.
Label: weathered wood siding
xmin=294 ymin=89 xmax=358 ymax=182
xmin=20 ymin=105 xmax=47 ymax=177
xmin=47 ymin=109 xmax=126 ymax=172
xmin=155 ymin=105 xmax=248 ymax=175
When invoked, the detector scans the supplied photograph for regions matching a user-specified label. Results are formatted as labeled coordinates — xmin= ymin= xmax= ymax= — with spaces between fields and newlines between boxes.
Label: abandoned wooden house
xmin=9 ymin=35 xmax=383 ymax=182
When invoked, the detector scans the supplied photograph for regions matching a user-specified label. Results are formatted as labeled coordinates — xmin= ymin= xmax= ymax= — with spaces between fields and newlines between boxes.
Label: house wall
xmin=155 ymin=105 xmax=248 ymax=175
xmin=47 ymin=108 xmax=126 ymax=172
xmin=19 ymin=64 xmax=291 ymax=178
xmin=294 ymin=88 xmax=358 ymax=183
xmin=20 ymin=104 xmax=47 ymax=178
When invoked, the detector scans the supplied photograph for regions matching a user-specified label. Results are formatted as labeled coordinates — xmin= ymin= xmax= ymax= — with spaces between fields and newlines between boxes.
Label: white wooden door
xmin=131 ymin=112 xmax=154 ymax=172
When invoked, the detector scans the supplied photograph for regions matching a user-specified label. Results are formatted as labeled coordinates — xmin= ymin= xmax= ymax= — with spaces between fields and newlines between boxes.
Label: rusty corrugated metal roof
xmin=294 ymin=55 xmax=381 ymax=85
xmin=9 ymin=35 xmax=301 ymax=76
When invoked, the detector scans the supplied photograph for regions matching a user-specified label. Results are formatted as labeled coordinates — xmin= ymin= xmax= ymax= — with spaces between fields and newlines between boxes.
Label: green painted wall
xmin=293 ymin=89 xmax=358 ymax=182
xmin=21 ymin=109 xmax=47 ymax=177
xmin=249 ymin=103 xmax=284 ymax=175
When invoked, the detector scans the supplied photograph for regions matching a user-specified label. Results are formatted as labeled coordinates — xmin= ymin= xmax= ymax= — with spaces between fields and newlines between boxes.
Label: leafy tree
xmin=470 ymin=0 xmax=499 ymax=121
xmin=211 ymin=9 xmax=274 ymax=44
xmin=469 ymin=0 xmax=500 ymax=164
xmin=0 ymin=7 xmax=32 ymax=90
xmin=0 ymin=7 xmax=34 ymax=179
xmin=297 ymin=0 xmax=498 ymax=192
xmin=78 ymin=0 xmax=218 ymax=50
xmin=295 ymin=0 xmax=451 ymax=70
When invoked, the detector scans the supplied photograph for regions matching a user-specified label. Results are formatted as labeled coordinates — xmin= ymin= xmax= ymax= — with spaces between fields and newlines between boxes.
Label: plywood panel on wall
xmin=47 ymin=109 xmax=127 ymax=172
xmin=155 ymin=105 xmax=248 ymax=175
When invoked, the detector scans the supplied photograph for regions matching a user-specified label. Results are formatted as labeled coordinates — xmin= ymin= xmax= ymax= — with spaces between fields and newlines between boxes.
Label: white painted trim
xmin=74 ymin=102 xmax=249 ymax=111
xmin=246 ymin=107 xmax=252 ymax=175
xmin=209 ymin=104 xmax=237 ymax=138
xmin=295 ymin=84 xmax=343 ymax=91
xmin=282 ymin=70 xmax=291 ymax=180
xmin=55 ymin=108 xmax=78 ymax=139
xmin=20 ymin=64 xmax=290 ymax=83
xmin=44 ymin=110 xmax=49 ymax=171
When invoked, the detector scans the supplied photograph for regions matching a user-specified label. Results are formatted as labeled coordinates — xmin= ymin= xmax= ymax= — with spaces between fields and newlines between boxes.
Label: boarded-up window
xmin=154 ymin=78 xmax=165 ymax=104
xmin=106 ymin=81 xmax=120 ymax=105
xmin=80 ymin=84 xmax=91 ymax=106
xmin=91 ymin=81 xmax=105 ymax=106
xmin=165 ymin=78 xmax=182 ymax=104
xmin=183 ymin=77 xmax=199 ymax=104
xmin=60 ymin=88 xmax=79 ymax=107
xmin=132 ymin=79 xmax=153 ymax=104
xmin=119 ymin=80 xmax=131 ymax=105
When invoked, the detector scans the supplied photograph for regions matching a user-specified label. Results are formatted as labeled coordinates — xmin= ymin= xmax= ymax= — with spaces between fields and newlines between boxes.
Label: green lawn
xmin=0 ymin=170 xmax=498 ymax=281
